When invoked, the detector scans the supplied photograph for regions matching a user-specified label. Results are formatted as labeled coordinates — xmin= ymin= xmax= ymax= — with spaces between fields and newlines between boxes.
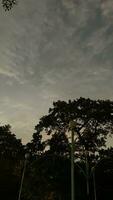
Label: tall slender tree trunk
xmin=71 ymin=129 xmax=75 ymax=200
xmin=86 ymin=151 xmax=90 ymax=200
xmin=93 ymin=168 xmax=97 ymax=200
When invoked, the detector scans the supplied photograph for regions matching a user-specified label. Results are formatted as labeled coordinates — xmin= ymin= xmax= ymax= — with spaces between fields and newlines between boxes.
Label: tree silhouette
xmin=22 ymin=153 xmax=71 ymax=200
xmin=0 ymin=124 xmax=24 ymax=159
xmin=30 ymin=97 xmax=113 ymax=161
xmin=2 ymin=0 xmax=17 ymax=11
xmin=0 ymin=124 xmax=24 ymax=200
xmin=26 ymin=125 xmax=44 ymax=156
xmin=26 ymin=97 xmax=113 ymax=200
xmin=95 ymin=157 xmax=113 ymax=200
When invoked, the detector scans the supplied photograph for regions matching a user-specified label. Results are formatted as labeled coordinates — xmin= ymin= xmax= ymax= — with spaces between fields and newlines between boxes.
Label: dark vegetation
xmin=1 ymin=97 xmax=113 ymax=200
xmin=2 ymin=0 xmax=17 ymax=11
xmin=1 ymin=2 xmax=113 ymax=200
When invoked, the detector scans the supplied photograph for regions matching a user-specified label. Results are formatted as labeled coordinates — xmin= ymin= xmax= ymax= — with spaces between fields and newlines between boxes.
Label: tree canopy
xmin=1 ymin=98 xmax=113 ymax=200
xmin=2 ymin=0 xmax=17 ymax=11
xmin=0 ymin=124 xmax=24 ymax=159
xmin=24 ymin=97 xmax=113 ymax=199
xmin=28 ymin=97 xmax=113 ymax=162
xmin=0 ymin=124 xmax=24 ymax=200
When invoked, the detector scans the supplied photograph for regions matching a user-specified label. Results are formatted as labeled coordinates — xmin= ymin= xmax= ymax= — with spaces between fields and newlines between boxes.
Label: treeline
xmin=1 ymin=97 xmax=113 ymax=200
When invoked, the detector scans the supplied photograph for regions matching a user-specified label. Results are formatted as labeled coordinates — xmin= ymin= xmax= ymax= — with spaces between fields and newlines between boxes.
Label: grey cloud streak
xmin=0 ymin=0 xmax=113 ymax=143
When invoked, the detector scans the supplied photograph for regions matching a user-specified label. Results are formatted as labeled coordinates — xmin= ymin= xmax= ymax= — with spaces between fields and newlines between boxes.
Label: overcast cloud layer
xmin=0 ymin=0 xmax=113 ymax=143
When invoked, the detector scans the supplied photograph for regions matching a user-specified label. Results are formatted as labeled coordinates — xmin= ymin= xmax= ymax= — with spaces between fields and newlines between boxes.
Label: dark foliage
xmin=24 ymin=97 xmax=113 ymax=200
xmin=1 ymin=98 xmax=113 ymax=200
xmin=2 ymin=0 xmax=17 ymax=11
xmin=0 ymin=124 xmax=24 ymax=200
xmin=29 ymin=98 xmax=113 ymax=162
xmin=0 ymin=124 xmax=24 ymax=159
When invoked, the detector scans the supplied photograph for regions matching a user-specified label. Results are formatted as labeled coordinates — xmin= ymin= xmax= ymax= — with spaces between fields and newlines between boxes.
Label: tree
xmin=22 ymin=153 xmax=71 ymax=200
xmin=94 ymin=156 xmax=113 ymax=200
xmin=0 ymin=124 xmax=24 ymax=159
xmin=2 ymin=0 xmax=17 ymax=11
xmin=26 ymin=126 xmax=44 ymax=156
xmin=27 ymin=97 xmax=113 ymax=199
xmin=30 ymin=98 xmax=113 ymax=160
xmin=0 ymin=124 xmax=24 ymax=200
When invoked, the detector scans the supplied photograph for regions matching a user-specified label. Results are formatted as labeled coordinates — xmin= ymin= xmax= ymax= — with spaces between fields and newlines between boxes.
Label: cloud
xmin=11 ymin=103 xmax=32 ymax=111
xmin=0 ymin=66 xmax=19 ymax=80
xmin=0 ymin=66 xmax=29 ymax=86
xmin=101 ymin=0 xmax=113 ymax=19
xmin=0 ymin=0 xmax=113 ymax=143
xmin=0 ymin=97 xmax=32 ymax=111
xmin=27 ymin=67 xmax=35 ymax=75
xmin=0 ymin=97 xmax=37 ymax=143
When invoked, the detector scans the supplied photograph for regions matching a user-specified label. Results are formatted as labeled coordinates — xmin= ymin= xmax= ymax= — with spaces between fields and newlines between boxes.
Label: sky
xmin=0 ymin=0 xmax=113 ymax=144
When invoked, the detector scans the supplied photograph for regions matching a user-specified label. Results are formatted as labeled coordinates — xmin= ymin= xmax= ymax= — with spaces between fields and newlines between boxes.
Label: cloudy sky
xmin=0 ymin=0 xmax=113 ymax=143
